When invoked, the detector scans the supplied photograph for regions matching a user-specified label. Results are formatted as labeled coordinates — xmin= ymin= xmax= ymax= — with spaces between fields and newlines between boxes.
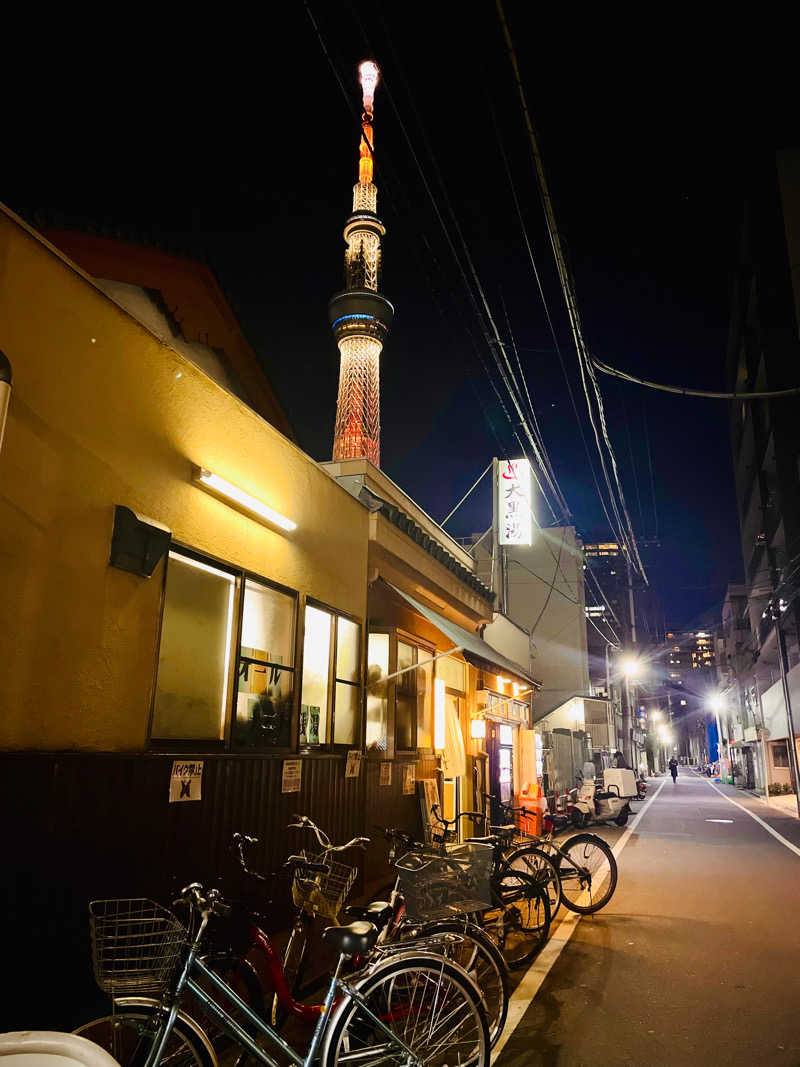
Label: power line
xmin=592 ymin=353 xmax=800 ymax=399
xmin=495 ymin=0 xmax=648 ymax=584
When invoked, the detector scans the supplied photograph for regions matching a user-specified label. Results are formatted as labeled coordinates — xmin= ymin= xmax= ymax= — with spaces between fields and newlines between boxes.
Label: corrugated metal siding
xmin=0 ymin=751 xmax=432 ymax=1031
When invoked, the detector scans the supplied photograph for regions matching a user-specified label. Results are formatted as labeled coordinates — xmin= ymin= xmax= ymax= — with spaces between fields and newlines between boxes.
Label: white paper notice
xmin=169 ymin=760 xmax=203 ymax=803
xmin=345 ymin=750 xmax=362 ymax=778
xmin=282 ymin=759 xmax=302 ymax=794
xmin=403 ymin=764 xmax=416 ymax=795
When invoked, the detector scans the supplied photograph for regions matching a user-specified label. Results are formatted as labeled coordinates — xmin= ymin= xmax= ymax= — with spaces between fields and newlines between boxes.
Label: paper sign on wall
xmin=345 ymin=750 xmax=362 ymax=778
xmin=169 ymin=760 xmax=203 ymax=803
xmin=282 ymin=759 xmax=302 ymax=794
xmin=379 ymin=762 xmax=392 ymax=787
xmin=402 ymin=764 xmax=416 ymax=795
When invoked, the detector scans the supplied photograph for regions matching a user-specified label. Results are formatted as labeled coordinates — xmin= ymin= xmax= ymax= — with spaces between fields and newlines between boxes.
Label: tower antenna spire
xmin=329 ymin=59 xmax=393 ymax=468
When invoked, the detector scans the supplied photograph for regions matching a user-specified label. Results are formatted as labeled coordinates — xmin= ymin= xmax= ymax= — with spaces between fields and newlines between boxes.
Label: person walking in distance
xmin=669 ymin=756 xmax=678 ymax=783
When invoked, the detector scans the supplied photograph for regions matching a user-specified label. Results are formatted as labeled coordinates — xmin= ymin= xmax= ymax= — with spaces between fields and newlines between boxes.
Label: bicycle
xmin=456 ymin=806 xmax=563 ymax=921
xmin=348 ymin=826 xmax=510 ymax=1050
xmin=215 ymin=829 xmax=509 ymax=1051
xmin=75 ymin=881 xmax=490 ymax=1067
xmin=496 ymin=799 xmax=618 ymax=915
xmin=427 ymin=806 xmax=551 ymax=969
xmin=235 ymin=818 xmax=368 ymax=1028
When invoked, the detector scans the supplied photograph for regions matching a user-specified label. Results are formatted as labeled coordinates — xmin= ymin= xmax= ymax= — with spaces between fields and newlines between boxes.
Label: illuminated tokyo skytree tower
xmin=329 ymin=60 xmax=394 ymax=467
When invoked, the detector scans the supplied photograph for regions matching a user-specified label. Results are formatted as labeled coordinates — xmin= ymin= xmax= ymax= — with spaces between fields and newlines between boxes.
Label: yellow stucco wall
xmin=0 ymin=208 xmax=369 ymax=751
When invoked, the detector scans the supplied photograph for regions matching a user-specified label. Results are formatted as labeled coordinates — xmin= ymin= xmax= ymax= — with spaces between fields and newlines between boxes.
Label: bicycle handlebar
xmin=289 ymin=814 xmax=369 ymax=853
xmin=173 ymin=883 xmax=231 ymax=920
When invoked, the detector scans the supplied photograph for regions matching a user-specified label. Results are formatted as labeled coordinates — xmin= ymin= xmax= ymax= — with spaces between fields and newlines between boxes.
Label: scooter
xmin=569 ymin=766 xmax=639 ymax=827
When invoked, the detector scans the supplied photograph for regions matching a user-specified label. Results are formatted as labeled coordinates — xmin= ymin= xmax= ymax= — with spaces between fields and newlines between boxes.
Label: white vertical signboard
xmin=496 ymin=459 xmax=533 ymax=545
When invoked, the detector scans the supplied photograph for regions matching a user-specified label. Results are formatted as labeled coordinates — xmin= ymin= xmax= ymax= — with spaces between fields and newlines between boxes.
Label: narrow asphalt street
xmin=495 ymin=769 xmax=800 ymax=1066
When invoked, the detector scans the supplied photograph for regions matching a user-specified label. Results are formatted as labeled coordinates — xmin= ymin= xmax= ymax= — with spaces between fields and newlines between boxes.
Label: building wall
xmin=0 ymin=205 xmax=369 ymax=751
xmin=505 ymin=527 xmax=590 ymax=717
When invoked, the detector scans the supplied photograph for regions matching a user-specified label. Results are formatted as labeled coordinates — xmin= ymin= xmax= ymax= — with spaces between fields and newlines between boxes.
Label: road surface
xmin=494 ymin=769 xmax=800 ymax=1066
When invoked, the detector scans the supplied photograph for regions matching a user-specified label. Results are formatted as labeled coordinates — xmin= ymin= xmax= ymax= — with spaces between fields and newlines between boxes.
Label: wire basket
xmin=394 ymin=842 xmax=492 ymax=922
xmin=292 ymin=850 xmax=357 ymax=921
xmin=90 ymin=898 xmax=187 ymax=995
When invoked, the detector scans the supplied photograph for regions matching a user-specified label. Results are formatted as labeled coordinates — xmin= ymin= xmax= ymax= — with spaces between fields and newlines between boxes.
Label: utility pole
xmin=623 ymin=555 xmax=637 ymax=769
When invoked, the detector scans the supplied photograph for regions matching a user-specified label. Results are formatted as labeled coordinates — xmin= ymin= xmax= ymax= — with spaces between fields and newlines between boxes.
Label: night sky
xmin=5 ymin=5 xmax=795 ymax=630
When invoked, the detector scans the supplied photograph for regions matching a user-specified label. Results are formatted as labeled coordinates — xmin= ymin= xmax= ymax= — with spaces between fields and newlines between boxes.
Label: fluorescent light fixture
xmin=434 ymin=678 xmax=446 ymax=750
xmin=470 ymin=718 xmax=486 ymax=740
xmin=194 ymin=467 xmax=296 ymax=532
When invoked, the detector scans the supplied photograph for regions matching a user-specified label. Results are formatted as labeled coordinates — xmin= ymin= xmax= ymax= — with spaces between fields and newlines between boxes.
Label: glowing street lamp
xmin=620 ymin=656 xmax=642 ymax=679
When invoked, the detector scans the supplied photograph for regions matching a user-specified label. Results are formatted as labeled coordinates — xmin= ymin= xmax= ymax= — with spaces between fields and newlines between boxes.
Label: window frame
xmin=364 ymin=627 xmax=435 ymax=759
xmin=300 ymin=597 xmax=364 ymax=752
xmin=148 ymin=543 xmax=302 ymax=754
xmin=231 ymin=572 xmax=300 ymax=752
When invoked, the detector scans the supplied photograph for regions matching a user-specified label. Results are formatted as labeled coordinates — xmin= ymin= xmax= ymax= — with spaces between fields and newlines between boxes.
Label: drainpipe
xmin=0 ymin=350 xmax=11 ymax=456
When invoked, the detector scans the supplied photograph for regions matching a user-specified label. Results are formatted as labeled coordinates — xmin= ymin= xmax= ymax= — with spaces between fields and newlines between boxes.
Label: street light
xmin=620 ymin=656 xmax=642 ymax=679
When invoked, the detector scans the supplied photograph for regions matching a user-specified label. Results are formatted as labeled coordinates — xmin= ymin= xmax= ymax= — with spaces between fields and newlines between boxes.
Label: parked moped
xmin=569 ymin=767 xmax=638 ymax=828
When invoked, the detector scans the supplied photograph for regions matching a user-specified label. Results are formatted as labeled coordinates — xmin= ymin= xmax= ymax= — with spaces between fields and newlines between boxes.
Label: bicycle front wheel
xmin=75 ymin=1003 xmax=216 ymax=1067
xmin=478 ymin=871 xmax=550 ymax=969
xmin=321 ymin=954 xmax=489 ymax=1067
xmin=556 ymin=832 xmax=617 ymax=914
xmin=399 ymin=919 xmax=508 ymax=1049
xmin=501 ymin=845 xmax=562 ymax=921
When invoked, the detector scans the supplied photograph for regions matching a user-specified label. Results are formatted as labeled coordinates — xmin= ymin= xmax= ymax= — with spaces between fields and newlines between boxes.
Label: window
xmin=366 ymin=632 xmax=390 ymax=754
xmin=300 ymin=604 xmax=362 ymax=747
xmin=439 ymin=657 xmax=466 ymax=693
xmin=234 ymin=579 xmax=296 ymax=749
xmin=152 ymin=552 xmax=236 ymax=741
xmin=152 ymin=551 xmax=303 ymax=748
xmin=396 ymin=641 xmax=418 ymax=751
xmin=366 ymin=630 xmax=434 ymax=754
xmin=772 ymin=740 xmax=790 ymax=768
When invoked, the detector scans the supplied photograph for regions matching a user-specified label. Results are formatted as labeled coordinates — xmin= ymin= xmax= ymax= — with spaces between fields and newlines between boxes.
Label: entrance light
xmin=470 ymin=718 xmax=487 ymax=740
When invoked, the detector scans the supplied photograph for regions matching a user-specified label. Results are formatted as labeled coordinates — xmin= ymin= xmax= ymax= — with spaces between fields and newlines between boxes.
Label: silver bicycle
xmin=75 ymin=880 xmax=490 ymax=1067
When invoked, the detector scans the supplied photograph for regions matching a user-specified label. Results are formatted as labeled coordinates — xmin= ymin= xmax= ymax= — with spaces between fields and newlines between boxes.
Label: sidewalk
xmin=764 ymin=793 xmax=800 ymax=817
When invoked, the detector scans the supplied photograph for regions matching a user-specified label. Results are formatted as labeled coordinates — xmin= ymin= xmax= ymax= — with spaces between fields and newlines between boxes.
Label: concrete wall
xmin=0 ymin=206 xmax=369 ymax=751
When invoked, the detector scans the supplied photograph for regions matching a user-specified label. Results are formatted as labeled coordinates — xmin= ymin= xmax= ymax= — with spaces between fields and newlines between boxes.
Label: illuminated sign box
xmin=497 ymin=458 xmax=533 ymax=546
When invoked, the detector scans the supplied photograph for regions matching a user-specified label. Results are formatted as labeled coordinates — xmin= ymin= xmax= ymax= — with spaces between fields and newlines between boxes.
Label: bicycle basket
xmin=394 ymin=842 xmax=492 ymax=922
xmin=292 ymin=850 xmax=357 ymax=921
xmin=90 ymin=898 xmax=186 ymax=995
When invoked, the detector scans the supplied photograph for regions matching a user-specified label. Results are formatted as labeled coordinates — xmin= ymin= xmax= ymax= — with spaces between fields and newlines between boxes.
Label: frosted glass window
xmin=367 ymin=632 xmax=390 ymax=754
xmin=153 ymin=552 xmax=235 ymax=740
xmin=396 ymin=641 xmax=417 ymax=751
xmin=334 ymin=682 xmax=359 ymax=745
xmin=301 ymin=605 xmax=332 ymax=746
xmin=417 ymin=654 xmax=433 ymax=749
xmin=240 ymin=580 xmax=295 ymax=667
xmin=234 ymin=579 xmax=296 ymax=749
xmin=336 ymin=616 xmax=360 ymax=683
xmin=437 ymin=656 xmax=466 ymax=693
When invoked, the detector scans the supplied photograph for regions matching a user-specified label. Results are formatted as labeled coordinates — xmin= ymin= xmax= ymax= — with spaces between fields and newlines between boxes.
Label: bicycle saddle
xmin=465 ymin=834 xmax=502 ymax=846
xmin=344 ymin=900 xmax=392 ymax=930
xmin=322 ymin=920 xmax=379 ymax=957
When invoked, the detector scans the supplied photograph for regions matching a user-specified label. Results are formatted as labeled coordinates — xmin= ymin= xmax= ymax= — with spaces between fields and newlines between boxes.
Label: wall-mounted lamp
xmin=470 ymin=718 xmax=487 ymax=740
xmin=194 ymin=467 xmax=296 ymax=532
xmin=497 ymin=676 xmax=510 ymax=688
xmin=434 ymin=678 xmax=446 ymax=750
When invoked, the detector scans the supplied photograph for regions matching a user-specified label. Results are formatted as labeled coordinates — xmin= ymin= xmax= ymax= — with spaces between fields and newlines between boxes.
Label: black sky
xmin=5 ymin=4 xmax=796 ymax=630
